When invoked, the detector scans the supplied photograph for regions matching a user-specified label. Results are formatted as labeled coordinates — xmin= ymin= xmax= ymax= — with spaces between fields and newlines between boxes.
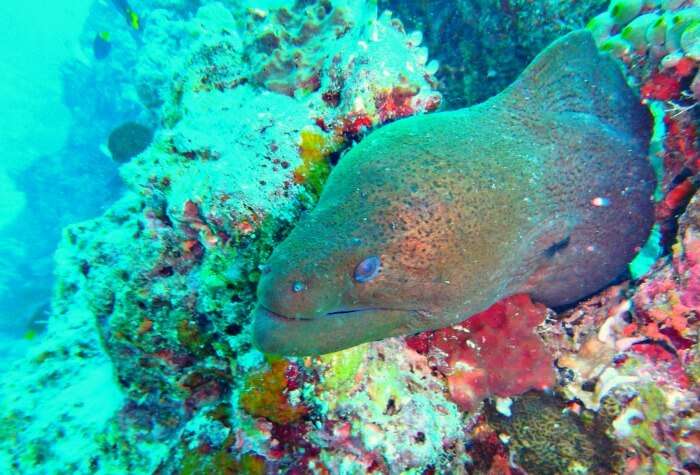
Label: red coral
xmin=183 ymin=200 xmax=201 ymax=220
xmin=641 ymin=73 xmax=682 ymax=101
xmin=677 ymin=230 xmax=700 ymax=309
xmin=630 ymin=343 xmax=691 ymax=389
xmin=467 ymin=427 xmax=514 ymax=475
xmin=656 ymin=178 xmax=697 ymax=221
xmin=375 ymin=86 xmax=418 ymax=122
xmin=675 ymin=57 xmax=697 ymax=78
xmin=338 ymin=114 xmax=374 ymax=138
xmin=406 ymin=294 xmax=554 ymax=411
xmin=663 ymin=114 xmax=700 ymax=183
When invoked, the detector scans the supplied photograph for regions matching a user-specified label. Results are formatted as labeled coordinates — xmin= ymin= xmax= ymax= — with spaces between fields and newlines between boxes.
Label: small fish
xmin=253 ymin=30 xmax=655 ymax=356
xmin=24 ymin=302 xmax=51 ymax=339
xmin=111 ymin=0 xmax=140 ymax=31
xmin=93 ymin=31 xmax=112 ymax=60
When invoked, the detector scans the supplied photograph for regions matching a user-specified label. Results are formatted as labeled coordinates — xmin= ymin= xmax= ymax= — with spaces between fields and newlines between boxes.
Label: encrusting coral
xmin=406 ymin=295 xmax=555 ymax=412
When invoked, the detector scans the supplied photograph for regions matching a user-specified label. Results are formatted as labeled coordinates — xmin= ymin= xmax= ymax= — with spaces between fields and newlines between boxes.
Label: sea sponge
xmin=107 ymin=122 xmax=154 ymax=163
xmin=406 ymin=294 xmax=555 ymax=412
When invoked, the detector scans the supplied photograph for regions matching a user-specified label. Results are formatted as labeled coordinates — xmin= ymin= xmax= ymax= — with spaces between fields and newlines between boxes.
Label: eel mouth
xmin=258 ymin=306 xmax=312 ymax=322
xmin=259 ymin=305 xmax=385 ymax=322
xmin=253 ymin=304 xmax=432 ymax=355
xmin=260 ymin=305 xmax=423 ymax=320
xmin=325 ymin=308 xmax=383 ymax=316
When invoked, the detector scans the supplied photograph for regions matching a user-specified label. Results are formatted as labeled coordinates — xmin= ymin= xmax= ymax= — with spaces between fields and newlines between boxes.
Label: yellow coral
xmin=294 ymin=127 xmax=332 ymax=195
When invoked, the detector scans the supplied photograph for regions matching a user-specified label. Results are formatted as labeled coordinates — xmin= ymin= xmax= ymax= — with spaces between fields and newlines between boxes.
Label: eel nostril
xmin=292 ymin=281 xmax=306 ymax=293
xmin=259 ymin=264 xmax=271 ymax=275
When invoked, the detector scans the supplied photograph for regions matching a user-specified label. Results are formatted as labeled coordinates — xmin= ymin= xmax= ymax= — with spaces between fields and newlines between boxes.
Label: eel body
xmin=252 ymin=30 xmax=655 ymax=356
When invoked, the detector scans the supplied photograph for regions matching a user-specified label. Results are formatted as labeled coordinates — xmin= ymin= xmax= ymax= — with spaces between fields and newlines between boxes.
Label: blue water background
xmin=0 ymin=2 xmax=123 ymax=364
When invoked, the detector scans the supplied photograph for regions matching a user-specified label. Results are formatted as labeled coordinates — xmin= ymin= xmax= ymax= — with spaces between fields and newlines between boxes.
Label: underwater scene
xmin=1 ymin=0 xmax=700 ymax=473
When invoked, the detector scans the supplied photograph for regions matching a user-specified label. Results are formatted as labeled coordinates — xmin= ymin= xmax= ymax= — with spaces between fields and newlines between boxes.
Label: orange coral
xmin=240 ymin=359 xmax=307 ymax=424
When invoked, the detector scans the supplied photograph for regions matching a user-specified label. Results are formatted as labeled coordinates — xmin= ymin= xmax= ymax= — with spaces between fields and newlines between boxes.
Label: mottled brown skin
xmin=252 ymin=31 xmax=655 ymax=355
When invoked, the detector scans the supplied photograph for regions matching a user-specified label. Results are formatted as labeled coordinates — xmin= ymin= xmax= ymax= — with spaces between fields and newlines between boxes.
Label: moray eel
xmin=252 ymin=30 xmax=655 ymax=356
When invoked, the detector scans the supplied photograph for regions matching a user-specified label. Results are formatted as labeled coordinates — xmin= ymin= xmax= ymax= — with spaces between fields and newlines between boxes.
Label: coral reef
xmin=589 ymin=0 xmax=700 ymax=202
xmin=3 ymin=0 xmax=700 ymax=473
xmin=546 ymin=191 xmax=700 ymax=472
xmin=0 ymin=0 xmax=449 ymax=473
xmin=379 ymin=0 xmax=608 ymax=108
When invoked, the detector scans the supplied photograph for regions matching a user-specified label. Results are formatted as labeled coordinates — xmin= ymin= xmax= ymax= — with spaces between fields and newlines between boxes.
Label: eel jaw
xmin=251 ymin=304 xmax=428 ymax=356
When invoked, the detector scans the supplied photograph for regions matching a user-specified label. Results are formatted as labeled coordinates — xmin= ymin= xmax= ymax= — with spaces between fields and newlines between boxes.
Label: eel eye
xmin=354 ymin=256 xmax=381 ymax=283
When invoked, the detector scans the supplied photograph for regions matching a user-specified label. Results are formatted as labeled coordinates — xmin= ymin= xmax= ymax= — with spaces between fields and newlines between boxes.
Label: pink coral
xmin=634 ymin=192 xmax=700 ymax=355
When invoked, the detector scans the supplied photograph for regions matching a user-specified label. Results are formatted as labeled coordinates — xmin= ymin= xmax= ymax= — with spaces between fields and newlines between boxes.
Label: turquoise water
xmin=0 ymin=2 xmax=101 ymax=347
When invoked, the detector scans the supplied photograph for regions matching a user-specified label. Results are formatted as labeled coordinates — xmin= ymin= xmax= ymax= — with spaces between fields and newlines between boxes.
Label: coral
xmin=314 ymin=339 xmax=468 ymax=473
xmin=318 ymin=342 xmax=366 ymax=395
xmin=239 ymin=358 xmax=308 ymax=424
xmin=0 ymin=1 xmax=446 ymax=473
xmin=633 ymin=190 xmax=700 ymax=360
xmin=179 ymin=449 xmax=265 ymax=475
xmin=0 ymin=289 xmax=124 ymax=472
xmin=294 ymin=127 xmax=332 ymax=196
xmin=546 ymin=191 xmax=700 ymax=471
xmin=380 ymin=0 xmax=608 ymax=108
xmin=589 ymin=2 xmax=700 ymax=195
xmin=244 ymin=0 xmax=364 ymax=97
xmin=486 ymin=392 xmax=622 ymax=475
xmin=406 ymin=294 xmax=555 ymax=411
xmin=107 ymin=122 xmax=154 ymax=163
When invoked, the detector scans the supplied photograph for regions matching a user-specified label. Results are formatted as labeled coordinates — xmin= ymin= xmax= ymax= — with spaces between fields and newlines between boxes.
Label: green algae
xmin=177 ymin=316 xmax=214 ymax=357
xmin=301 ymin=159 xmax=331 ymax=199
xmin=625 ymin=384 xmax=670 ymax=463
xmin=638 ymin=384 xmax=667 ymax=422
xmin=320 ymin=344 xmax=367 ymax=393
xmin=180 ymin=448 xmax=264 ymax=475
xmin=687 ymin=344 xmax=700 ymax=384
xmin=199 ymin=245 xmax=239 ymax=290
